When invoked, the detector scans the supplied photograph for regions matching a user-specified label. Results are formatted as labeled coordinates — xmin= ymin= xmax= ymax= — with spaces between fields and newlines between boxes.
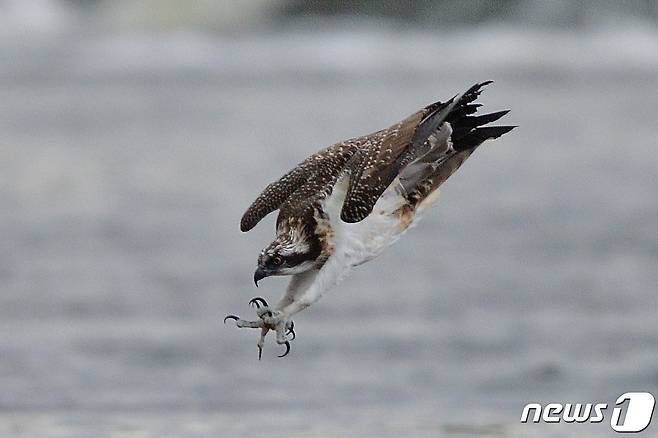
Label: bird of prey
xmin=225 ymin=81 xmax=515 ymax=359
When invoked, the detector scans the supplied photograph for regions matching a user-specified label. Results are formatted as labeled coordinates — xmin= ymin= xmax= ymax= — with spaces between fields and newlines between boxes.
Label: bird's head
xmin=254 ymin=222 xmax=320 ymax=286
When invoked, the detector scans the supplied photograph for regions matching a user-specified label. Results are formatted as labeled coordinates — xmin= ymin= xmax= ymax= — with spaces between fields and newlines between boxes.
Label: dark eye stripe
xmin=281 ymin=251 xmax=310 ymax=267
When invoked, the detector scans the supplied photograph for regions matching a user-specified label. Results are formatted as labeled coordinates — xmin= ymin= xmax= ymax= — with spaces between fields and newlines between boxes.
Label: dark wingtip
xmin=240 ymin=219 xmax=252 ymax=233
xmin=458 ymin=81 xmax=495 ymax=107
xmin=470 ymin=110 xmax=511 ymax=126
xmin=484 ymin=125 xmax=518 ymax=138
xmin=466 ymin=80 xmax=493 ymax=95
xmin=452 ymin=125 xmax=517 ymax=151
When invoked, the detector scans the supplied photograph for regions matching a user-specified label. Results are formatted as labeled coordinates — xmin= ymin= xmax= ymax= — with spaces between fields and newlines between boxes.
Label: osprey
xmin=225 ymin=82 xmax=515 ymax=359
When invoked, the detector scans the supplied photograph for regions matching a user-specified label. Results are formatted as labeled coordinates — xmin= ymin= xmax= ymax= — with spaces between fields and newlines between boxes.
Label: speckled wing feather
xmin=338 ymin=110 xmax=427 ymax=223
xmin=340 ymin=81 xmax=497 ymax=223
xmin=240 ymin=160 xmax=311 ymax=232
xmin=240 ymin=142 xmax=360 ymax=232
xmin=242 ymin=81 xmax=511 ymax=230
xmin=276 ymin=142 xmax=359 ymax=227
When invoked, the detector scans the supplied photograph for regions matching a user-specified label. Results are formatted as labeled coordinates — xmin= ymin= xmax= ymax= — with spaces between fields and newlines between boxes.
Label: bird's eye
xmin=271 ymin=256 xmax=284 ymax=266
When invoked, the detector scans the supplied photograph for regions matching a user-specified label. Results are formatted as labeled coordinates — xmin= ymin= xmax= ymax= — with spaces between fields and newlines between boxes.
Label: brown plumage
xmin=240 ymin=81 xmax=514 ymax=236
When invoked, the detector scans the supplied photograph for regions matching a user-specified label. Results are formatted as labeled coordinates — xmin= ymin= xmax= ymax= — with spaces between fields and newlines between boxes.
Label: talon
xmin=277 ymin=341 xmax=291 ymax=358
xmin=249 ymin=297 xmax=268 ymax=309
xmin=223 ymin=315 xmax=239 ymax=324
xmin=285 ymin=321 xmax=295 ymax=340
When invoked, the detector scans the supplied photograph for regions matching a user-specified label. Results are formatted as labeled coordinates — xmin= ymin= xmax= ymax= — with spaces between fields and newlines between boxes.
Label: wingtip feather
xmin=483 ymin=125 xmax=517 ymax=138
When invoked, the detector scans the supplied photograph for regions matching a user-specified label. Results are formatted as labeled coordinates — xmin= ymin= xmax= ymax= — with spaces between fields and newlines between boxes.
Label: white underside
xmin=275 ymin=174 xmax=440 ymax=316
xmin=327 ymin=175 xmax=438 ymax=268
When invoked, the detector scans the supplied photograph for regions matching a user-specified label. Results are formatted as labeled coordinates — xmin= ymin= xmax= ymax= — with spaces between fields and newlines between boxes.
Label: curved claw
xmin=248 ymin=297 xmax=268 ymax=309
xmin=277 ymin=341 xmax=291 ymax=358
xmin=223 ymin=315 xmax=240 ymax=324
xmin=285 ymin=321 xmax=295 ymax=340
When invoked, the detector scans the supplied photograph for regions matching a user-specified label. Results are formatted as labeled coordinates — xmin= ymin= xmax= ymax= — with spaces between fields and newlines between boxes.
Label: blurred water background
xmin=1 ymin=1 xmax=657 ymax=436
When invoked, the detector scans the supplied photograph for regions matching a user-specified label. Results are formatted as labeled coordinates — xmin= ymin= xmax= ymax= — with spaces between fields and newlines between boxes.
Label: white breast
xmin=281 ymin=175 xmax=440 ymax=312
xmin=323 ymin=174 xmax=440 ymax=270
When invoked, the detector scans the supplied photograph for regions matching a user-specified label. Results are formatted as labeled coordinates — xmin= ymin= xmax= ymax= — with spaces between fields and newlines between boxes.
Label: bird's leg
xmin=224 ymin=297 xmax=296 ymax=359
xmin=250 ymin=297 xmax=295 ymax=340
xmin=260 ymin=309 xmax=293 ymax=358
xmin=273 ymin=316 xmax=289 ymax=345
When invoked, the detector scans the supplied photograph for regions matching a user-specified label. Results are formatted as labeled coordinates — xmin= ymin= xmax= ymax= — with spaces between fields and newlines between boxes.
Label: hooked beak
xmin=253 ymin=267 xmax=268 ymax=287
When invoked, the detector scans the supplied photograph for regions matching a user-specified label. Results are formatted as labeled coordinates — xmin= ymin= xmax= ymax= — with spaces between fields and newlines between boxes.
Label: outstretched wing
xmin=241 ymin=81 xmax=513 ymax=230
xmin=240 ymin=142 xmax=360 ymax=232
xmin=339 ymin=81 xmax=506 ymax=223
